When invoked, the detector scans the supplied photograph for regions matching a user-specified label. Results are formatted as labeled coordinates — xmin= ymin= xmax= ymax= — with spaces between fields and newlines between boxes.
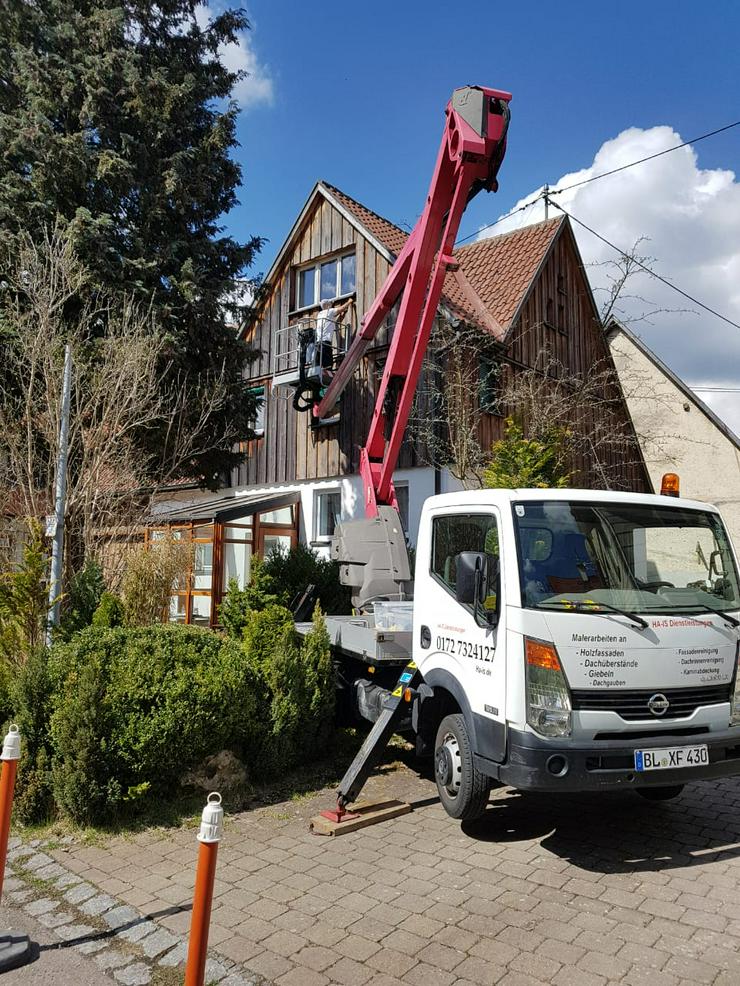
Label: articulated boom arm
xmin=315 ymin=85 xmax=511 ymax=517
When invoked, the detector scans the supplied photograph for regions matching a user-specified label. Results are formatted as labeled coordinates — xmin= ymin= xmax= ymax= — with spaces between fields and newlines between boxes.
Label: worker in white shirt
xmin=315 ymin=297 xmax=353 ymax=376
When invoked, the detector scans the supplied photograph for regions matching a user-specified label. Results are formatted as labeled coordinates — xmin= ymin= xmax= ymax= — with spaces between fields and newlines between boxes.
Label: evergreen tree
xmin=0 ymin=1 xmax=262 ymax=481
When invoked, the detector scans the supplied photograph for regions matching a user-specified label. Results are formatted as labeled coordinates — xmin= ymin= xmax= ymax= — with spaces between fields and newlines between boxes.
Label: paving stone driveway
xmin=49 ymin=765 xmax=740 ymax=986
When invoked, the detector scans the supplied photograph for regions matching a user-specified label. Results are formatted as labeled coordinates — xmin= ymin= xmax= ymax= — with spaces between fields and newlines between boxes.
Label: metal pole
xmin=544 ymin=184 xmax=549 ymax=220
xmin=46 ymin=342 xmax=72 ymax=644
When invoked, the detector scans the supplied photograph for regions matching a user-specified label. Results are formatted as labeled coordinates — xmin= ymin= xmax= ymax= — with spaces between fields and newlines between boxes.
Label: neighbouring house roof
xmin=249 ymin=179 xmax=566 ymax=343
xmin=606 ymin=320 xmax=740 ymax=451
xmin=453 ymin=218 xmax=564 ymax=329
xmin=152 ymin=490 xmax=300 ymax=525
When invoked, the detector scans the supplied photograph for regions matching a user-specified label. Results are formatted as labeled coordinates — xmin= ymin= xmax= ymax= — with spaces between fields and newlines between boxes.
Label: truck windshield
xmin=513 ymin=500 xmax=740 ymax=617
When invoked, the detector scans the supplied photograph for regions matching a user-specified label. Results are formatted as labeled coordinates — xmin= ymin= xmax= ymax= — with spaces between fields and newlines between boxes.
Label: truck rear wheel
xmin=434 ymin=714 xmax=490 ymax=820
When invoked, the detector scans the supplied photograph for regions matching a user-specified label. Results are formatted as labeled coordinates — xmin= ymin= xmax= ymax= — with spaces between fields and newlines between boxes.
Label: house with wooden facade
xmin=151 ymin=181 xmax=650 ymax=626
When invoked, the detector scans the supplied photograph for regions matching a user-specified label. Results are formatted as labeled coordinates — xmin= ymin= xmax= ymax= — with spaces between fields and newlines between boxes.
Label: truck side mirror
xmin=455 ymin=552 xmax=486 ymax=605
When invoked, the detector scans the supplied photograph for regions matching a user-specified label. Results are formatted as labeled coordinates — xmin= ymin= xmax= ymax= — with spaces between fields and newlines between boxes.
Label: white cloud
xmin=482 ymin=126 xmax=740 ymax=434
xmin=194 ymin=3 xmax=273 ymax=110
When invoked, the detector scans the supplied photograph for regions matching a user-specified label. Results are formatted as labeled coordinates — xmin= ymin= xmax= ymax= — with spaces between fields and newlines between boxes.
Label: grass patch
xmin=150 ymin=968 xmax=184 ymax=986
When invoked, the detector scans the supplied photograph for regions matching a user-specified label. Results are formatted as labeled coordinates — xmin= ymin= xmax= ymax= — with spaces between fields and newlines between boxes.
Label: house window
xmin=249 ymin=386 xmax=266 ymax=437
xmin=296 ymin=252 xmax=356 ymax=310
xmin=222 ymin=523 xmax=253 ymax=590
xmin=314 ymin=489 xmax=341 ymax=541
xmin=395 ymin=484 xmax=410 ymax=534
xmin=298 ymin=267 xmax=316 ymax=308
xmin=479 ymin=358 xmax=499 ymax=413
xmin=148 ymin=504 xmax=298 ymax=627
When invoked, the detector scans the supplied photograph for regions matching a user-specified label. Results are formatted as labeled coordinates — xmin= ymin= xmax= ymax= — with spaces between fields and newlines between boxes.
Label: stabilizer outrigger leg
xmin=316 ymin=659 xmax=422 ymax=829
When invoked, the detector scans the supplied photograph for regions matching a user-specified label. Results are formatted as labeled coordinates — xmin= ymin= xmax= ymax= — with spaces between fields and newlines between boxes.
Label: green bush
xmin=243 ymin=603 xmax=296 ymax=681
xmin=483 ymin=417 xmax=571 ymax=489
xmin=219 ymin=545 xmax=351 ymax=637
xmin=92 ymin=592 xmax=125 ymax=629
xmin=218 ymin=558 xmax=282 ymax=638
xmin=0 ymin=660 xmax=12 ymax=731
xmin=243 ymin=604 xmax=335 ymax=774
xmin=50 ymin=625 xmax=258 ymax=824
xmin=0 ymin=520 xmax=49 ymax=667
xmin=9 ymin=649 xmax=55 ymax=823
xmin=59 ymin=559 xmax=106 ymax=640
xmin=263 ymin=543 xmax=352 ymax=615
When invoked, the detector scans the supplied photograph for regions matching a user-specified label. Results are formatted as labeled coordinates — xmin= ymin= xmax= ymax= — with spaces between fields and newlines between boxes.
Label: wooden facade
xmin=234 ymin=183 xmax=650 ymax=494
xmin=477 ymin=222 xmax=650 ymax=491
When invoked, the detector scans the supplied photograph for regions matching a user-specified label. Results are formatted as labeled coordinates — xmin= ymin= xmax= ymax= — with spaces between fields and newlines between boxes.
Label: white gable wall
xmin=609 ymin=328 xmax=740 ymax=551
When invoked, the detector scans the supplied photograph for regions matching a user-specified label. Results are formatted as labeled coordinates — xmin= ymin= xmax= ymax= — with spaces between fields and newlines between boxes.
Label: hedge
xmin=8 ymin=608 xmax=335 ymax=827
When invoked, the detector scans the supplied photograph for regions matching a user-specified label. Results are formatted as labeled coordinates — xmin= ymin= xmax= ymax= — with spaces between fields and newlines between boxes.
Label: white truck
xmin=290 ymin=87 xmax=740 ymax=823
xmin=311 ymin=487 xmax=740 ymax=820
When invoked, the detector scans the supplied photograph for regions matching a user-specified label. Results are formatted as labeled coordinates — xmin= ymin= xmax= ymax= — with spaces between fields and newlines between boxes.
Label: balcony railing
xmin=272 ymin=317 xmax=351 ymax=389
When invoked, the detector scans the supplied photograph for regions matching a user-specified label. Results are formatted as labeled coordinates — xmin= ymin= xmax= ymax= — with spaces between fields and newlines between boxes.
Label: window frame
xmin=248 ymin=384 xmax=266 ymax=438
xmin=478 ymin=357 xmax=501 ymax=415
xmin=313 ymin=488 xmax=342 ymax=544
xmin=394 ymin=483 xmax=410 ymax=535
xmin=292 ymin=251 xmax=356 ymax=314
xmin=429 ymin=512 xmax=500 ymax=601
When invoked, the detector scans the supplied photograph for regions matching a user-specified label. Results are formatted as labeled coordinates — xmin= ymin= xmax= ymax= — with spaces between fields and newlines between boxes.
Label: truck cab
xmin=412 ymin=488 xmax=740 ymax=819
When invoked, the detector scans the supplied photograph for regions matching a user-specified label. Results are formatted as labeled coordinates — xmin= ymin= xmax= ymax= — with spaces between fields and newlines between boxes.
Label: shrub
xmin=9 ymin=648 xmax=55 ymax=823
xmin=121 ymin=535 xmax=193 ymax=626
xmin=483 ymin=417 xmax=571 ymax=489
xmin=50 ymin=625 xmax=258 ymax=824
xmin=59 ymin=559 xmax=106 ymax=640
xmin=263 ymin=542 xmax=352 ymax=615
xmin=243 ymin=604 xmax=296 ymax=683
xmin=243 ymin=604 xmax=335 ymax=774
xmin=92 ymin=592 xmax=125 ymax=629
xmin=218 ymin=579 xmax=251 ymax=638
xmin=0 ymin=520 xmax=49 ymax=668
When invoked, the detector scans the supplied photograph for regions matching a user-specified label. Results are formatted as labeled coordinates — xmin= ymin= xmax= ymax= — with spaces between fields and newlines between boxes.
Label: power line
xmin=550 ymin=120 xmax=740 ymax=196
xmin=456 ymin=196 xmax=543 ymax=245
xmin=547 ymin=199 xmax=740 ymax=332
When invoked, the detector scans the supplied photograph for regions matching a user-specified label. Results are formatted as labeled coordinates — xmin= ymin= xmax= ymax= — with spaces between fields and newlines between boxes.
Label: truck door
xmin=417 ymin=509 xmax=507 ymax=763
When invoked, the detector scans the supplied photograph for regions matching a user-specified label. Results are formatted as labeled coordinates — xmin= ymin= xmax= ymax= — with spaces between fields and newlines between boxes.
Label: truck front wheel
xmin=434 ymin=714 xmax=490 ymax=820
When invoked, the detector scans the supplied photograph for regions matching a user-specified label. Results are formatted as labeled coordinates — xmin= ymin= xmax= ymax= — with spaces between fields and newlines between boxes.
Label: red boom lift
xmin=294 ymin=85 xmax=512 ymax=822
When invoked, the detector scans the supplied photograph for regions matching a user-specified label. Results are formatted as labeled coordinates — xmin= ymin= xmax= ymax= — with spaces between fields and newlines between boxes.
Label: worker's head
xmin=321 ymin=299 xmax=333 ymax=310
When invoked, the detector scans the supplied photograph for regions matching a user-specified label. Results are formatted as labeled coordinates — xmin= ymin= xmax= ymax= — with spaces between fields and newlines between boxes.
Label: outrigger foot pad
xmin=319 ymin=801 xmax=360 ymax=824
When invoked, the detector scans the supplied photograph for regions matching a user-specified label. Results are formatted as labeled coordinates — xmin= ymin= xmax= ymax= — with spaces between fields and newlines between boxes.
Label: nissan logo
xmin=647 ymin=693 xmax=670 ymax=716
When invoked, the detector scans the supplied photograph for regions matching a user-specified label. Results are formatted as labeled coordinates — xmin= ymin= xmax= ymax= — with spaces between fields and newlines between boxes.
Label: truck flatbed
xmin=296 ymin=614 xmax=411 ymax=665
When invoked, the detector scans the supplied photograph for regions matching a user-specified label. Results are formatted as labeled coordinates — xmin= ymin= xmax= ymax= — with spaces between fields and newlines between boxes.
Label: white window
xmin=296 ymin=252 xmax=356 ymax=310
xmin=249 ymin=386 xmax=266 ymax=437
xmin=395 ymin=484 xmax=410 ymax=534
xmin=314 ymin=489 xmax=342 ymax=541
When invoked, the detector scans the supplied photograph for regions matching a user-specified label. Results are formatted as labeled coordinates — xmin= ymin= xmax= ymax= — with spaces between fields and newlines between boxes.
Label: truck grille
xmin=571 ymin=684 xmax=731 ymax=721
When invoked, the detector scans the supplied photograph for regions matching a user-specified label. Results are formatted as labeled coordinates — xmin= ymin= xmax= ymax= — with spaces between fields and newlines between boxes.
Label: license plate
xmin=634 ymin=744 xmax=709 ymax=771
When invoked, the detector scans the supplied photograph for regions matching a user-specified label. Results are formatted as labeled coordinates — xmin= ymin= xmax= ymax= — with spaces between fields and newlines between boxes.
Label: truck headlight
xmin=525 ymin=637 xmax=572 ymax=738
xmin=731 ymin=643 xmax=740 ymax=726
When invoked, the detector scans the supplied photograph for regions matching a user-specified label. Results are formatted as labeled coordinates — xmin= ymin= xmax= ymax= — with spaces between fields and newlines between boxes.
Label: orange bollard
xmin=184 ymin=792 xmax=223 ymax=986
xmin=0 ymin=724 xmax=31 ymax=973
xmin=0 ymin=724 xmax=21 ymax=902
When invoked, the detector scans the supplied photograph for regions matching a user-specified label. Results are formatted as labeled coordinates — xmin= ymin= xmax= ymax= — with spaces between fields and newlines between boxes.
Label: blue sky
xmin=214 ymin=0 xmax=740 ymax=428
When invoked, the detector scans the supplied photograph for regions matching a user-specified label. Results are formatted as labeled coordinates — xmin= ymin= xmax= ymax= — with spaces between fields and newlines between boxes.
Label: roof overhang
xmin=152 ymin=490 xmax=300 ymax=525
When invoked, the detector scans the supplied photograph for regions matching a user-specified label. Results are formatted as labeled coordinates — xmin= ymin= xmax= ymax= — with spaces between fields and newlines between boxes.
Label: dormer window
xmin=296 ymin=251 xmax=356 ymax=310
